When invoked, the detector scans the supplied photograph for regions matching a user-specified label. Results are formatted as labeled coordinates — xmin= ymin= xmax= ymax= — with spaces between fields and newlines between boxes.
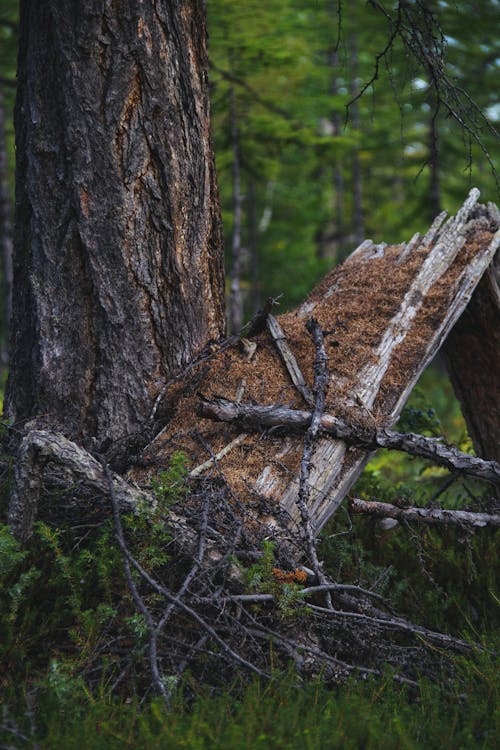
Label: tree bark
xmin=6 ymin=0 xmax=225 ymax=450
xmin=443 ymin=206 xmax=500 ymax=464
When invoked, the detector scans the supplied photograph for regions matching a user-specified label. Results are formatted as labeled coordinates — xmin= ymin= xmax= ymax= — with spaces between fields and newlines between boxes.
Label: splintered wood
xmin=133 ymin=189 xmax=499 ymax=538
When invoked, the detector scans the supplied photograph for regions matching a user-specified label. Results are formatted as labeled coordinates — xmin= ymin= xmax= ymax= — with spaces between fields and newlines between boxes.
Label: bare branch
xmin=350 ymin=497 xmax=500 ymax=528
xmin=266 ymin=314 xmax=314 ymax=406
xmin=199 ymin=397 xmax=500 ymax=486
xmin=104 ymin=461 xmax=171 ymax=708
xmin=296 ymin=319 xmax=332 ymax=607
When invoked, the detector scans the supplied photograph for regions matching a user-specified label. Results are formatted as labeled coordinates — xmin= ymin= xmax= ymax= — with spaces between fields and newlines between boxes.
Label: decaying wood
xmin=279 ymin=190 xmax=500 ymax=532
xmin=136 ymin=189 xmax=499 ymax=541
xmin=198 ymin=397 xmax=500 ymax=487
xmin=8 ymin=428 xmax=197 ymax=548
xmin=295 ymin=320 xmax=331 ymax=603
xmin=266 ymin=313 xmax=314 ymax=406
xmin=350 ymin=497 xmax=500 ymax=527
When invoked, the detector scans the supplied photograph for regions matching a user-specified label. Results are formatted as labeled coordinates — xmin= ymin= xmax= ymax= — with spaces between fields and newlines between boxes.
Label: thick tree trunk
xmin=5 ymin=0 xmax=225 ymax=450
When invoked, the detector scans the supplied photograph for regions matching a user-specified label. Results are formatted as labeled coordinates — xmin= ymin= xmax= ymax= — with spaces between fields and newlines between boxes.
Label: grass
xmin=2 ymin=660 xmax=498 ymax=749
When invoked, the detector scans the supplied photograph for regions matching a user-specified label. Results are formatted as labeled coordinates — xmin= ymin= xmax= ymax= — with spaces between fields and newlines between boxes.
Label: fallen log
xmin=134 ymin=189 xmax=499 ymax=539
xmin=350 ymin=497 xmax=500 ymax=528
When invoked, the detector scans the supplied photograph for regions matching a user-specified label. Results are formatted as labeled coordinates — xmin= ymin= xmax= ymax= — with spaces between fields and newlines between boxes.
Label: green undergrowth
xmin=0 ymin=365 xmax=498 ymax=747
xmin=317 ymin=365 xmax=499 ymax=636
xmin=1 ymin=660 xmax=498 ymax=749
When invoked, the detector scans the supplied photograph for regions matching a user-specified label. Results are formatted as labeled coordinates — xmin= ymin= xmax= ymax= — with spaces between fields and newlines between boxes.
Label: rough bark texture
xmin=443 ymin=206 xmax=500 ymax=463
xmin=6 ymin=0 xmax=225 ymax=449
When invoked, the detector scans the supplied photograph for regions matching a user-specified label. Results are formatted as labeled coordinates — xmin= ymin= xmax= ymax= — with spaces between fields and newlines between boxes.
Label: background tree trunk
xmin=5 ymin=0 xmax=225 ymax=450
xmin=228 ymin=80 xmax=243 ymax=334
xmin=443 ymin=216 xmax=500 ymax=463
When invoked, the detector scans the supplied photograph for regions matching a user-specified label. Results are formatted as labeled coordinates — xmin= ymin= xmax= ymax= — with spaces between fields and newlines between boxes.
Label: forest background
xmin=0 ymin=1 xmax=499 ymax=748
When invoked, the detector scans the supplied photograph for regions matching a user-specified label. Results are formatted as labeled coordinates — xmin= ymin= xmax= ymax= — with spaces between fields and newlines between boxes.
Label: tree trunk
xmin=443 ymin=207 xmax=500 ymax=463
xmin=5 ymin=0 xmax=225 ymax=450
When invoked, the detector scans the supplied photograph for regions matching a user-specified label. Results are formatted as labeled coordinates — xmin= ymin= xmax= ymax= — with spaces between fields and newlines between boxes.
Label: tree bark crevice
xmin=6 ymin=0 xmax=225 ymax=449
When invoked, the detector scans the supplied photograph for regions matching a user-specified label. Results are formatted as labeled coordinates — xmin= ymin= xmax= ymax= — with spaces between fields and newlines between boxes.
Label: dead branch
xmin=155 ymin=491 xmax=211 ymax=635
xmin=198 ymin=397 xmax=500 ymax=486
xmin=350 ymin=497 xmax=500 ymax=528
xmin=104 ymin=460 xmax=171 ymax=708
xmin=7 ymin=428 xmax=483 ymax=691
xmin=267 ymin=313 xmax=314 ymax=406
xmin=109 ymin=494 xmax=270 ymax=680
xmin=304 ymin=602 xmax=473 ymax=653
xmin=8 ymin=428 xmax=198 ymax=548
xmin=296 ymin=320 xmax=332 ymax=605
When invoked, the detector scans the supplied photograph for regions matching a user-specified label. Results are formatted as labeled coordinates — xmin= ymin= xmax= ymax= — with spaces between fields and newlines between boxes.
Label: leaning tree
xmin=4 ymin=0 xmax=500 ymax=697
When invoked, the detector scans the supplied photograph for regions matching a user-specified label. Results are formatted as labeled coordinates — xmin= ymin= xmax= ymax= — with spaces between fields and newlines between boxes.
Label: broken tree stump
xmin=133 ymin=189 xmax=498 ymax=538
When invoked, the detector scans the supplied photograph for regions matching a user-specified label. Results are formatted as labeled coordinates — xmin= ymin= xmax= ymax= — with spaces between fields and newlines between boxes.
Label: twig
xmin=298 ymin=583 xmax=389 ymax=605
xmin=119 ymin=544 xmax=269 ymax=678
xmin=427 ymin=471 xmax=460 ymax=504
xmin=190 ymin=434 xmax=246 ymax=477
xmin=107 ymin=449 xmax=267 ymax=679
xmin=200 ymin=581 xmax=389 ymax=608
xmin=242 ymin=295 xmax=281 ymax=338
xmin=305 ymin=603 xmax=473 ymax=653
xmin=155 ymin=491 xmax=211 ymax=634
xmin=104 ymin=461 xmax=172 ymax=708
xmin=242 ymin=617 xmax=419 ymax=688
